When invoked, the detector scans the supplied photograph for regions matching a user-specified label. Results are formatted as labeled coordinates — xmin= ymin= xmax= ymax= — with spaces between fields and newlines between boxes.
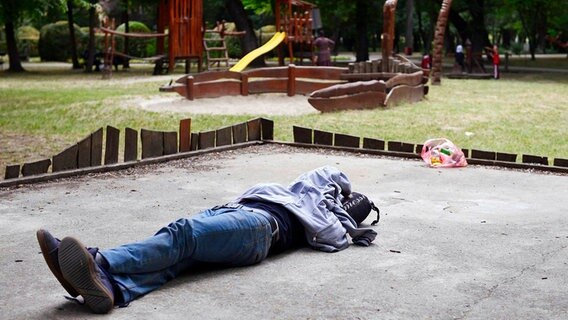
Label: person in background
xmin=313 ymin=30 xmax=335 ymax=66
xmin=490 ymin=44 xmax=500 ymax=79
xmin=455 ymin=44 xmax=465 ymax=72
xmin=421 ymin=51 xmax=431 ymax=70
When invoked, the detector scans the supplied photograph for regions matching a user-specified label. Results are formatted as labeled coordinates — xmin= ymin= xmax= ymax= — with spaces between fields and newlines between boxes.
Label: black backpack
xmin=342 ymin=192 xmax=380 ymax=226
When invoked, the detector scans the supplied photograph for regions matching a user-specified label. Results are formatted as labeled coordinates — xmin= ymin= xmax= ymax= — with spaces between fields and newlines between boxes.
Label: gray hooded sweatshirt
xmin=233 ymin=166 xmax=377 ymax=252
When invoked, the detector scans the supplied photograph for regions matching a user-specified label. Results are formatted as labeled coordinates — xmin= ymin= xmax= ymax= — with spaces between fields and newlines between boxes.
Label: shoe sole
xmin=36 ymin=230 xmax=79 ymax=297
xmin=59 ymin=237 xmax=114 ymax=314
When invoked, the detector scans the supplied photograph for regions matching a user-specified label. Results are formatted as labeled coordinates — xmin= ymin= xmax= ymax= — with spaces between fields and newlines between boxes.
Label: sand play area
xmin=132 ymin=91 xmax=319 ymax=116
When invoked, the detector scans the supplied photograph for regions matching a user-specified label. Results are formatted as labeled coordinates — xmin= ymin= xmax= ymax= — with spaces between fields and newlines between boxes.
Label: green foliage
xmin=116 ymin=21 xmax=153 ymax=58
xmin=224 ymin=22 xmax=242 ymax=58
xmin=255 ymin=25 xmax=277 ymax=55
xmin=38 ymin=21 xmax=86 ymax=61
xmin=242 ymin=0 xmax=273 ymax=16
xmin=16 ymin=25 xmax=39 ymax=57
xmin=510 ymin=42 xmax=523 ymax=55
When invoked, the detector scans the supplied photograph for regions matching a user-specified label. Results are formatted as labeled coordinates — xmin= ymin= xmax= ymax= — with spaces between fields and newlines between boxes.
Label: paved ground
xmin=1 ymin=144 xmax=567 ymax=319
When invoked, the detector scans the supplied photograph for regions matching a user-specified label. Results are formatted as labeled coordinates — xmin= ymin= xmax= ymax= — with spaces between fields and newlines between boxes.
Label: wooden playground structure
xmin=275 ymin=0 xmax=316 ymax=65
xmin=160 ymin=0 xmax=430 ymax=112
xmin=99 ymin=0 xmax=204 ymax=76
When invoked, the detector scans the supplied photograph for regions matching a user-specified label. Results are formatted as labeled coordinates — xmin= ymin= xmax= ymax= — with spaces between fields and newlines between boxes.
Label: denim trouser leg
xmin=99 ymin=208 xmax=272 ymax=303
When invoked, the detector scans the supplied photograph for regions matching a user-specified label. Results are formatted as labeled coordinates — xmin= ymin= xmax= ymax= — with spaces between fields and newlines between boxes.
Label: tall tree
xmin=84 ymin=0 xmax=97 ymax=72
xmin=1 ymin=0 xmax=66 ymax=72
xmin=67 ymin=0 xmax=81 ymax=69
xmin=404 ymin=0 xmax=414 ymax=54
xmin=1 ymin=4 xmax=24 ymax=71
xmin=504 ymin=0 xmax=562 ymax=59
xmin=225 ymin=0 xmax=264 ymax=67
xmin=355 ymin=0 xmax=369 ymax=61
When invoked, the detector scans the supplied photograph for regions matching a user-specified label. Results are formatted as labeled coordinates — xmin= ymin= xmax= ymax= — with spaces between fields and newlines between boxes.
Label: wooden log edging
xmin=291 ymin=125 xmax=568 ymax=174
xmin=2 ymin=118 xmax=274 ymax=186
xmin=3 ymin=120 xmax=566 ymax=188
xmin=161 ymin=65 xmax=348 ymax=100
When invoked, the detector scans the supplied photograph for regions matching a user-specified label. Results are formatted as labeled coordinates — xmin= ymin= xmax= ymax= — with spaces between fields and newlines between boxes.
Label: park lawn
xmin=0 ymin=63 xmax=567 ymax=178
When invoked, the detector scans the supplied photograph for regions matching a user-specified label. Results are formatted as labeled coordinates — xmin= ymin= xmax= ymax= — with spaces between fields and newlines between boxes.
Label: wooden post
xmin=4 ymin=165 xmax=20 ymax=179
xmin=141 ymin=129 xmax=164 ymax=159
xmin=179 ymin=118 xmax=191 ymax=152
xmin=91 ymin=128 xmax=103 ymax=166
xmin=52 ymin=145 xmax=78 ymax=172
xmin=241 ymin=73 xmax=249 ymax=96
xmin=288 ymin=64 xmax=296 ymax=97
xmin=104 ymin=126 xmax=120 ymax=165
xmin=77 ymin=134 xmax=92 ymax=169
xmin=124 ymin=128 xmax=138 ymax=162
xmin=23 ymin=159 xmax=52 ymax=176
xmin=186 ymin=76 xmax=195 ymax=100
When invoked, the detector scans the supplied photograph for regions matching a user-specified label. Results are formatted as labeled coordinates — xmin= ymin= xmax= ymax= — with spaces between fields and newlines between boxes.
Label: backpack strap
xmin=370 ymin=202 xmax=381 ymax=225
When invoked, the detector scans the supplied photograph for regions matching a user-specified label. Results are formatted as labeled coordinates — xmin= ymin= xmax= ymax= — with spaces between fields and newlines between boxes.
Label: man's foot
xmin=36 ymin=229 xmax=80 ymax=297
xmin=59 ymin=237 xmax=114 ymax=314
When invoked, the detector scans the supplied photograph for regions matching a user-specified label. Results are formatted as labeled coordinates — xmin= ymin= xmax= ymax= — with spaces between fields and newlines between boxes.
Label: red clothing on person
xmin=493 ymin=48 xmax=500 ymax=65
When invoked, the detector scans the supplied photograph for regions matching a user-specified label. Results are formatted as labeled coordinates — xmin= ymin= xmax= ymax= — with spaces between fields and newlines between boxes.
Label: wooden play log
xmin=310 ymin=80 xmax=386 ymax=98
xmin=308 ymin=91 xmax=387 ymax=112
xmin=385 ymin=84 xmax=424 ymax=107
xmin=385 ymin=71 xmax=424 ymax=89
xmin=308 ymin=80 xmax=388 ymax=112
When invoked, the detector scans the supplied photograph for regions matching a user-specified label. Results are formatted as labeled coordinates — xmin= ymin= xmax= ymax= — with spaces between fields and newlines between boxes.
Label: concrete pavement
xmin=1 ymin=144 xmax=566 ymax=319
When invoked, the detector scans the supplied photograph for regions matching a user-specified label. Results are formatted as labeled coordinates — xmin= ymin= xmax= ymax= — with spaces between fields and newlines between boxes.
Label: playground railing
xmin=162 ymin=64 xmax=349 ymax=100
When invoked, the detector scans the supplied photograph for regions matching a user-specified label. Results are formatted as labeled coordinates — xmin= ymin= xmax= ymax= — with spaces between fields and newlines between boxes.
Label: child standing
xmin=489 ymin=44 xmax=500 ymax=79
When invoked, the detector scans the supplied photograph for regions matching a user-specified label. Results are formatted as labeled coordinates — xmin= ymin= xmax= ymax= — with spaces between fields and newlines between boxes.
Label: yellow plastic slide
xmin=229 ymin=32 xmax=286 ymax=72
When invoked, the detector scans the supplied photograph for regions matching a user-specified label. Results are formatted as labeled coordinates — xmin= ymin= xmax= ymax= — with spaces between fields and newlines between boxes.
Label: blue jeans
xmin=100 ymin=207 xmax=273 ymax=303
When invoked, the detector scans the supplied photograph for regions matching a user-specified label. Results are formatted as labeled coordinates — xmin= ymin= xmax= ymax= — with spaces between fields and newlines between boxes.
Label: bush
xmin=224 ymin=23 xmax=242 ymax=58
xmin=255 ymin=25 xmax=277 ymax=56
xmin=510 ymin=42 xmax=523 ymax=56
xmin=39 ymin=21 xmax=86 ymax=62
xmin=17 ymin=26 xmax=40 ymax=58
xmin=116 ymin=21 xmax=153 ymax=58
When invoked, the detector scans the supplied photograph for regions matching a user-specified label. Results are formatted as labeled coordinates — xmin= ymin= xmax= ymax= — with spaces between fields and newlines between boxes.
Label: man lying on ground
xmin=37 ymin=166 xmax=380 ymax=314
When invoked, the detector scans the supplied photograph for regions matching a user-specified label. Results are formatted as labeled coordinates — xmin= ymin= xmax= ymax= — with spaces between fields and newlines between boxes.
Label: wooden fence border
xmin=291 ymin=125 xmax=568 ymax=174
xmin=2 ymin=117 xmax=273 ymax=183
xmin=2 ymin=119 xmax=567 ymax=186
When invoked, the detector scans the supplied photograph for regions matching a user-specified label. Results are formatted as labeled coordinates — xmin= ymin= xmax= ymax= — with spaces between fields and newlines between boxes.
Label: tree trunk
xmin=517 ymin=5 xmax=537 ymax=60
xmin=4 ymin=21 xmax=25 ymax=72
xmin=448 ymin=9 xmax=468 ymax=45
xmin=225 ymin=0 xmax=265 ymax=67
xmin=122 ymin=4 xmax=130 ymax=68
xmin=67 ymin=0 xmax=81 ymax=69
xmin=431 ymin=0 xmax=452 ymax=85
xmin=466 ymin=0 xmax=490 ymax=54
xmin=405 ymin=0 xmax=414 ymax=54
xmin=382 ymin=0 xmax=398 ymax=70
xmin=85 ymin=0 xmax=97 ymax=72
xmin=355 ymin=0 xmax=369 ymax=62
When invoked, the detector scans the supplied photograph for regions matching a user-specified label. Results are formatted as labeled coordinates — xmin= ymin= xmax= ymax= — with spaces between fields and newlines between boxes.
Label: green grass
xmin=1 ymin=62 xmax=567 ymax=179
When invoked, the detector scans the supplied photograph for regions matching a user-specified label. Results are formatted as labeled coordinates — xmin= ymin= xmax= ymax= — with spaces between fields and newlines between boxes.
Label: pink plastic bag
xmin=421 ymin=138 xmax=468 ymax=168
